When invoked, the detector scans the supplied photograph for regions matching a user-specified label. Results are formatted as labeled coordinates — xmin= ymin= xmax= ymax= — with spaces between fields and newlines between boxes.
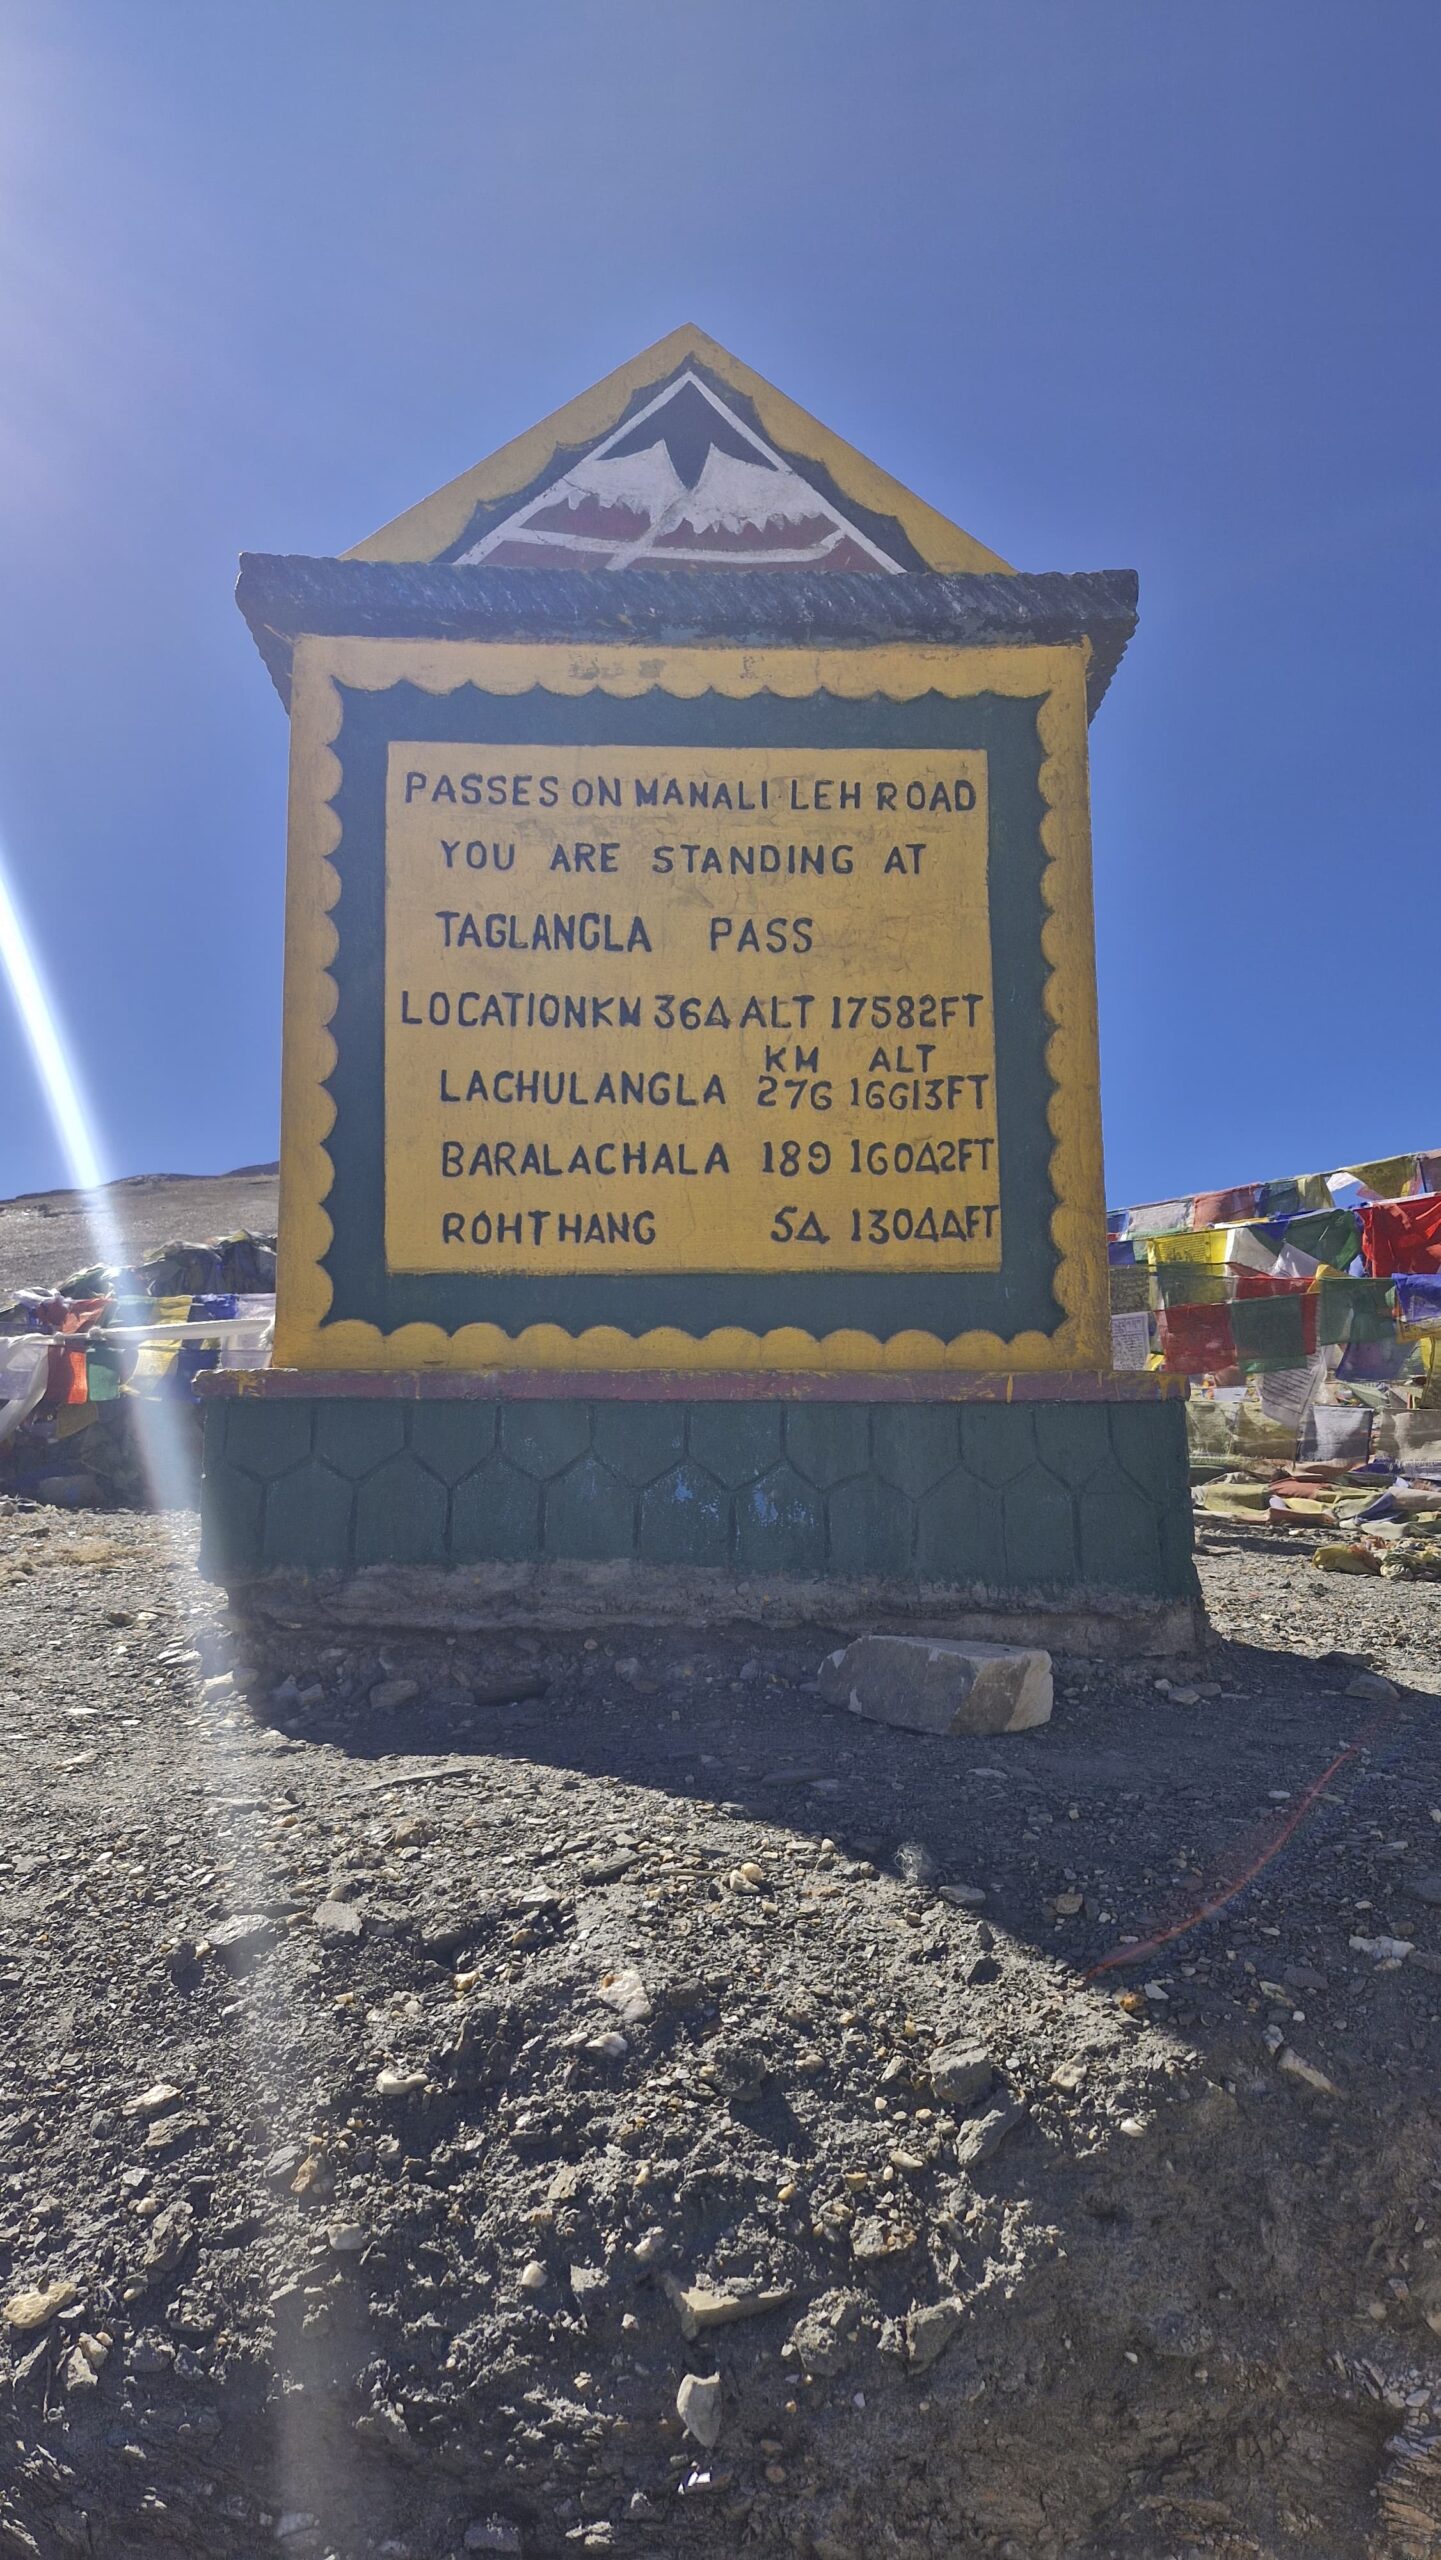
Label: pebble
xmin=375 ymin=2068 xmax=427 ymax=2098
xmin=676 ymin=2370 xmax=723 ymax=2448
xmin=140 ymin=2199 xmax=194 ymax=2280
xmin=580 ymin=2030 xmax=629 ymax=2063
xmin=893 ymin=1841 xmax=941 ymax=1887
xmin=905 ymin=2298 xmax=963 ymax=2372
xmin=315 ymin=1899 xmax=364 ymax=1942
xmin=928 ymin=2043 xmax=995 ymax=2108
xmin=143 ymin=2110 xmax=204 ymax=2154
xmin=4 ymin=2279 xmax=77 ymax=2331
xmin=64 ymin=2332 xmax=109 ymax=2393
xmin=124 ymin=2083 xmax=184 ymax=2121
xmin=850 ymin=2216 xmax=918 ymax=2263
xmin=208 ymin=1914 xmax=279 ymax=1971
xmin=1283 ymin=1964 xmax=1329 ymax=1993
xmin=662 ymin=2274 xmax=793 ymax=2336
xmin=371 ymin=1679 xmax=420 ymax=1711
xmin=953 ymin=2097 xmax=1025 ymax=2167
xmin=1345 ymin=1670 xmax=1400 ymax=1703
xmin=1277 ymin=2046 xmax=1340 ymax=2098
xmin=596 ymin=1968 xmax=651 ymax=2029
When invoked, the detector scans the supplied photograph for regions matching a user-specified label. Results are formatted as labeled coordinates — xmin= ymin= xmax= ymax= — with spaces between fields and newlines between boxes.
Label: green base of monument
xmin=197 ymin=1369 xmax=1203 ymax=1655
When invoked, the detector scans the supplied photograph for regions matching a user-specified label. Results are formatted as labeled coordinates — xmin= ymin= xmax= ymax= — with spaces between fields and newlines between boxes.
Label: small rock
xmin=787 ymin=2290 xmax=866 ymax=2377
xmin=371 ymin=1678 xmax=420 ymax=1711
xmin=663 ymin=2274 xmax=792 ymax=2337
xmin=64 ymin=2333 xmax=108 ymax=2393
xmin=894 ymin=1840 xmax=941 ymax=1887
xmin=1345 ymin=1669 xmax=1400 ymax=1703
xmin=582 ymin=1852 xmax=637 ymax=1884
xmin=327 ymin=2222 xmax=367 ymax=2254
xmin=1052 ymin=1891 xmax=1085 ymax=1918
xmin=375 ymin=2068 xmax=427 ymax=2099
xmin=953 ymin=2097 xmax=1026 ymax=2168
xmin=124 ymin=2083 xmax=184 ymax=2122
xmin=928 ymin=2043 xmax=994 ymax=2109
xmin=937 ymin=1883 xmax=987 ymax=1909
xmin=569 ymin=2264 xmax=609 ymax=2310
xmin=518 ymin=2260 xmax=548 ymax=2294
xmin=1049 ymin=2058 xmax=1087 ymax=2095
xmin=596 ymin=1968 xmax=651 ymax=2029
xmin=140 ymin=2199 xmax=194 ymax=2282
xmin=1277 ymin=2046 xmax=1340 ymax=2097
xmin=850 ymin=2217 xmax=918 ymax=2263
xmin=4 ymin=2279 xmax=78 ymax=2332
xmin=354 ymin=2403 xmax=421 ymax=2464
xmin=817 ymin=1635 xmax=1052 ymax=1738
xmin=469 ymin=1672 xmax=547 ymax=1708
xmin=143 ymin=2110 xmax=205 ymax=2155
xmin=676 ymin=2370 xmax=723 ymax=2450
xmin=1283 ymin=1963 xmax=1330 ymax=1993
xmin=314 ymin=1900 xmax=364 ymax=1943
xmin=906 ymin=2298 xmax=963 ymax=2372
xmin=1349 ymin=1935 xmax=1414 ymax=1963
xmin=209 ymin=1914 xmax=278 ymax=1972
xmin=1406 ymin=1871 xmax=1441 ymax=1910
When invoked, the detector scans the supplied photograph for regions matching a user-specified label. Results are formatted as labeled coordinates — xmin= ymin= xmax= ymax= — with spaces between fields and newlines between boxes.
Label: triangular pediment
xmin=345 ymin=327 xmax=1013 ymax=574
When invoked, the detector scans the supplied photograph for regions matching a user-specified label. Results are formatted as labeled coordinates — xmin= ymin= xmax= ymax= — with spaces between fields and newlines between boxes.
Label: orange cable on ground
xmin=1082 ymin=1696 xmax=1407 ymax=1982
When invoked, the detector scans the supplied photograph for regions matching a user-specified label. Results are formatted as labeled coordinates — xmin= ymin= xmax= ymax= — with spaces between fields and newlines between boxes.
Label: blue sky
xmin=0 ymin=1 xmax=1436 ymax=1210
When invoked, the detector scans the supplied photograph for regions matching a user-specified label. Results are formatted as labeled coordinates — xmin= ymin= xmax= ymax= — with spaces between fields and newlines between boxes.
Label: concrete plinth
xmin=197 ymin=1367 xmax=1204 ymax=1656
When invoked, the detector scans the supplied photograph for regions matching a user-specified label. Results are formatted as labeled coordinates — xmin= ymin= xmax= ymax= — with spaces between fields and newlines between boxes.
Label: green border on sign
xmin=321 ymin=681 xmax=1060 ymax=1344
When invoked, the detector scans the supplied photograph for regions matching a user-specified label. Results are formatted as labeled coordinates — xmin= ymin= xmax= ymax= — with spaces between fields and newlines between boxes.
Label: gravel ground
xmin=2 ymin=1506 xmax=1440 ymax=2559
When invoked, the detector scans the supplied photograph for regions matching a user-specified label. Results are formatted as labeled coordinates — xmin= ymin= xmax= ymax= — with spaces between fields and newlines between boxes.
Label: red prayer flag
xmin=1158 ymin=1303 xmax=1236 ymax=1375
xmin=1359 ymin=1194 xmax=1441 ymax=1277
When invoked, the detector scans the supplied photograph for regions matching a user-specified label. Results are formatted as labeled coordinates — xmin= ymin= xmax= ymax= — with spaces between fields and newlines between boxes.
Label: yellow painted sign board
xmin=382 ymin=743 xmax=999 ymax=1277
xmin=276 ymin=637 xmax=1108 ymax=1374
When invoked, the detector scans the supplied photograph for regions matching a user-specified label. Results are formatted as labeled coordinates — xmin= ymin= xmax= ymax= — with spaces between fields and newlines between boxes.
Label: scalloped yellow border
xmin=275 ymin=638 xmax=1109 ymax=1374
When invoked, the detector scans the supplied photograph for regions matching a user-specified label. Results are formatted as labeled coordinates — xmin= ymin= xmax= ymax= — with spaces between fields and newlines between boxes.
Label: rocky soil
xmin=0 ymin=1170 xmax=277 ymax=1302
xmin=2 ymin=1505 xmax=1440 ymax=2559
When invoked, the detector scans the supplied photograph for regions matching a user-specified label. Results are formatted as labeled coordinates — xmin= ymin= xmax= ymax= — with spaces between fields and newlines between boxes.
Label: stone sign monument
xmin=200 ymin=327 xmax=1200 ymax=1649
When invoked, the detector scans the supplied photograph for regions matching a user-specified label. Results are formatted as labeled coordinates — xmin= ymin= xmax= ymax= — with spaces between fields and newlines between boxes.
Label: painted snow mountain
xmin=343 ymin=327 xmax=1014 ymax=579
xmin=450 ymin=373 xmax=903 ymax=572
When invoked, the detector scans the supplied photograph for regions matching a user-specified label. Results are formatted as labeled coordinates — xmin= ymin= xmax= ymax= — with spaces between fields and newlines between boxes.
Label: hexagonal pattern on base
xmin=201 ymin=1390 xmax=1197 ymax=1601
